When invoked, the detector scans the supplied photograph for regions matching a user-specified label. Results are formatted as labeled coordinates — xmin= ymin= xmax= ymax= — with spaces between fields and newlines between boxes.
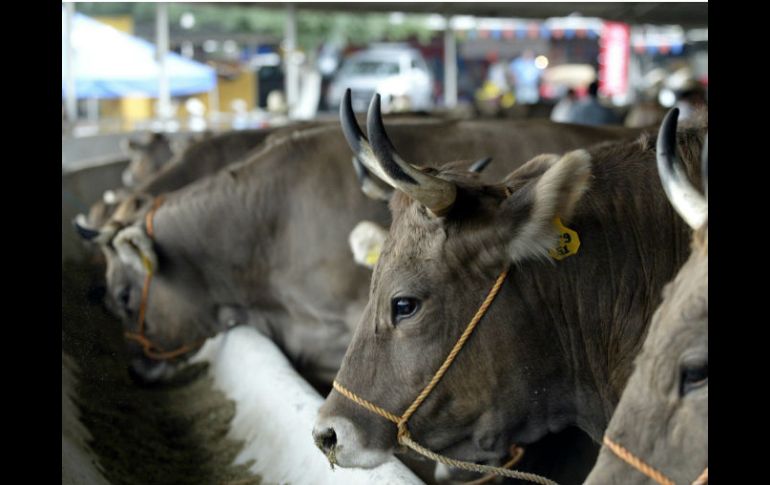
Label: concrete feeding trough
xmin=192 ymin=327 xmax=424 ymax=484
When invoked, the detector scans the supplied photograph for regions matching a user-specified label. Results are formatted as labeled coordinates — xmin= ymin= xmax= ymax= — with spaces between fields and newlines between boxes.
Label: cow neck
xmin=521 ymin=173 xmax=692 ymax=442
xmin=153 ymin=173 xmax=276 ymax=301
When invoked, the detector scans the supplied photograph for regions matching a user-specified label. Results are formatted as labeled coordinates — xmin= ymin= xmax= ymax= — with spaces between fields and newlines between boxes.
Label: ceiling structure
xmin=256 ymin=3 xmax=708 ymax=28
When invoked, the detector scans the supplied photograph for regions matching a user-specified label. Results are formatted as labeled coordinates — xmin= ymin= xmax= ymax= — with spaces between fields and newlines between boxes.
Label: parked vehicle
xmin=326 ymin=44 xmax=434 ymax=113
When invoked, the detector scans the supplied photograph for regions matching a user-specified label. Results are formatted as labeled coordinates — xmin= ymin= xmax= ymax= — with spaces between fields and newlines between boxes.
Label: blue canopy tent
xmin=61 ymin=10 xmax=216 ymax=99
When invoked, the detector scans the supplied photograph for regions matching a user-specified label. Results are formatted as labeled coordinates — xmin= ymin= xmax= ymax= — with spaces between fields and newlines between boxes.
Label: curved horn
xmin=339 ymin=89 xmax=394 ymax=185
xmin=73 ymin=215 xmax=100 ymax=241
xmin=366 ymin=94 xmax=456 ymax=216
xmin=73 ymin=214 xmax=121 ymax=245
xmin=468 ymin=156 xmax=493 ymax=173
xmin=656 ymin=108 xmax=707 ymax=229
xmin=351 ymin=156 xmax=392 ymax=201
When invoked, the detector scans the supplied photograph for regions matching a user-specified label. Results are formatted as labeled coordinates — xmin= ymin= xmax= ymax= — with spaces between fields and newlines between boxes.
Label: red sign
xmin=598 ymin=21 xmax=630 ymax=97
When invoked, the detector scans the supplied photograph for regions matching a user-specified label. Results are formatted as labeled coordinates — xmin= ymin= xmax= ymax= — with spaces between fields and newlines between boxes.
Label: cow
xmin=83 ymin=127 xmax=312 ymax=232
xmin=74 ymin=114 xmax=649 ymax=389
xmin=583 ymin=109 xmax=708 ymax=485
xmin=312 ymin=93 xmax=705 ymax=481
xmin=120 ymin=131 xmax=180 ymax=188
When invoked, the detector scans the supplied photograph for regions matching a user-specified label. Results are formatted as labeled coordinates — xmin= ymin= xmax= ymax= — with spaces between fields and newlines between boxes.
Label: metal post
xmin=208 ymin=82 xmax=219 ymax=129
xmin=63 ymin=2 xmax=77 ymax=122
xmin=284 ymin=3 xmax=299 ymax=117
xmin=443 ymin=16 xmax=458 ymax=108
xmin=156 ymin=3 xmax=171 ymax=123
xmin=87 ymin=98 xmax=99 ymax=122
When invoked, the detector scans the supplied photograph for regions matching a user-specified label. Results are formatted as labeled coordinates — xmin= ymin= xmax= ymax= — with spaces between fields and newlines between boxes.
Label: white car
xmin=327 ymin=45 xmax=434 ymax=113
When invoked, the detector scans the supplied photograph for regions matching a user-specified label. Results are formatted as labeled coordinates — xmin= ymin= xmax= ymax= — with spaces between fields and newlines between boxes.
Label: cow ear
xmin=113 ymin=226 xmax=158 ymax=275
xmin=349 ymin=221 xmax=388 ymax=269
xmin=499 ymin=149 xmax=592 ymax=262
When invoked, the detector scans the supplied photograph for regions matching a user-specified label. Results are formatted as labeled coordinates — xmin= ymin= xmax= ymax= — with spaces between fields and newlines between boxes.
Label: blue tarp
xmin=62 ymin=10 xmax=216 ymax=99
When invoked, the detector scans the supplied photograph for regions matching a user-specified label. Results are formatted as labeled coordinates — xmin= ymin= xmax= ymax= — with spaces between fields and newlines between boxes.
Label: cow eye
xmin=680 ymin=361 xmax=708 ymax=396
xmin=391 ymin=297 xmax=420 ymax=324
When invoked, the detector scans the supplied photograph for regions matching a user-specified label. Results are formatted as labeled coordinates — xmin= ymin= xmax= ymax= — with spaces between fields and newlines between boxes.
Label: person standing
xmin=508 ymin=50 xmax=541 ymax=104
xmin=550 ymin=88 xmax=577 ymax=122
xmin=565 ymin=80 xmax=617 ymax=125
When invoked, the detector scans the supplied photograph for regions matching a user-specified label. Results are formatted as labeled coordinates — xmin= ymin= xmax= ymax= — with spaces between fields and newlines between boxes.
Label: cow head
xmin=121 ymin=132 xmax=176 ymax=187
xmin=74 ymin=191 xmax=153 ymax=246
xmin=75 ymin=188 xmax=137 ymax=237
xmin=313 ymin=91 xmax=594 ymax=468
xmin=75 ymin=197 xmax=226 ymax=384
xmin=584 ymin=108 xmax=708 ymax=485
xmin=350 ymin=157 xmax=495 ymax=270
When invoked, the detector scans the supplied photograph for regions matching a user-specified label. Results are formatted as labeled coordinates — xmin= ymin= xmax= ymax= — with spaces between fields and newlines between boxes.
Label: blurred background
xmin=61 ymin=2 xmax=707 ymax=136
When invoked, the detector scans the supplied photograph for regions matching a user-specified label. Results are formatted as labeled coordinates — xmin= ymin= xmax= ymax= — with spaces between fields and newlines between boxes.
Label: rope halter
xmin=333 ymin=268 xmax=560 ymax=485
xmin=602 ymin=435 xmax=708 ymax=485
xmin=122 ymin=196 xmax=206 ymax=361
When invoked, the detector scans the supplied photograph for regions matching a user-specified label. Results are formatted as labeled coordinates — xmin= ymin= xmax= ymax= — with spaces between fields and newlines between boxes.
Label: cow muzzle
xmin=312 ymin=415 xmax=392 ymax=469
xmin=128 ymin=356 xmax=174 ymax=385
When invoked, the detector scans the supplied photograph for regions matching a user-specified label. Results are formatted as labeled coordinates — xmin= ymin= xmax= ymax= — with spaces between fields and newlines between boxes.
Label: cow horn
xmin=468 ymin=156 xmax=493 ymax=173
xmin=73 ymin=215 xmax=100 ymax=241
xmin=73 ymin=214 xmax=121 ymax=245
xmin=656 ymin=108 xmax=707 ymax=230
xmin=352 ymin=156 xmax=392 ymax=201
xmin=339 ymin=89 xmax=393 ymax=185
xmin=366 ymin=93 xmax=456 ymax=216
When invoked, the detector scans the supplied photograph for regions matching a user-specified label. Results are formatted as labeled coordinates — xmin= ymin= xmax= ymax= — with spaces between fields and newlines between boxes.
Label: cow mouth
xmin=399 ymin=432 xmax=506 ymax=467
xmin=127 ymin=354 xmax=207 ymax=387
xmin=428 ymin=438 xmax=523 ymax=484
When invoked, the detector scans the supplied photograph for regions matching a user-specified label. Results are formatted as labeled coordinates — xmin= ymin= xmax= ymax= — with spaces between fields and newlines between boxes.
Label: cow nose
xmin=128 ymin=357 xmax=170 ymax=386
xmin=313 ymin=426 xmax=338 ymax=455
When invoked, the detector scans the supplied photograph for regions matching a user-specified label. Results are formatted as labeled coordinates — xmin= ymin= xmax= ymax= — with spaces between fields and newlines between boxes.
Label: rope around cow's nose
xmin=332 ymin=268 xmax=560 ymax=485
xmin=602 ymin=435 xmax=708 ymax=485
xmin=333 ymin=381 xmax=558 ymax=485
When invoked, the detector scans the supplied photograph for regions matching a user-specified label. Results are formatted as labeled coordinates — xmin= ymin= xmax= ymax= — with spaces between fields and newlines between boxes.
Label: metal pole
xmin=284 ymin=3 xmax=299 ymax=117
xmin=87 ymin=98 xmax=99 ymax=122
xmin=443 ymin=15 xmax=458 ymax=108
xmin=63 ymin=2 xmax=77 ymax=122
xmin=156 ymin=3 xmax=171 ymax=124
xmin=208 ymin=82 xmax=219 ymax=129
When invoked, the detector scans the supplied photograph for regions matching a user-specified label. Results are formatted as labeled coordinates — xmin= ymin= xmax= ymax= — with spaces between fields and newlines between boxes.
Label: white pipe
xmin=443 ymin=15 xmax=458 ymax=108
xmin=284 ymin=3 xmax=299 ymax=118
xmin=63 ymin=2 xmax=78 ymax=123
xmin=156 ymin=3 xmax=171 ymax=123
xmin=192 ymin=327 xmax=425 ymax=485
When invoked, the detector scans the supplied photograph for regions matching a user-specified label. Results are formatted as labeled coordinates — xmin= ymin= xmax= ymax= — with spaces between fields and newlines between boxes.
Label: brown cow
xmin=313 ymin=93 xmax=704 ymax=479
xmin=584 ymin=109 xmax=708 ymax=485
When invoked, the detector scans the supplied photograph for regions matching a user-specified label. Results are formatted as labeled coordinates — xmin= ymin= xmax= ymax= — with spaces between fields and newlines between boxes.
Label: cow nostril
xmin=314 ymin=427 xmax=337 ymax=454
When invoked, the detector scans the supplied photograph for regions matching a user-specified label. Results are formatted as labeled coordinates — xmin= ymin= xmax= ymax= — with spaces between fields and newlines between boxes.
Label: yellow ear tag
xmin=549 ymin=217 xmax=580 ymax=261
xmin=141 ymin=253 xmax=154 ymax=274
xmin=364 ymin=244 xmax=382 ymax=266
